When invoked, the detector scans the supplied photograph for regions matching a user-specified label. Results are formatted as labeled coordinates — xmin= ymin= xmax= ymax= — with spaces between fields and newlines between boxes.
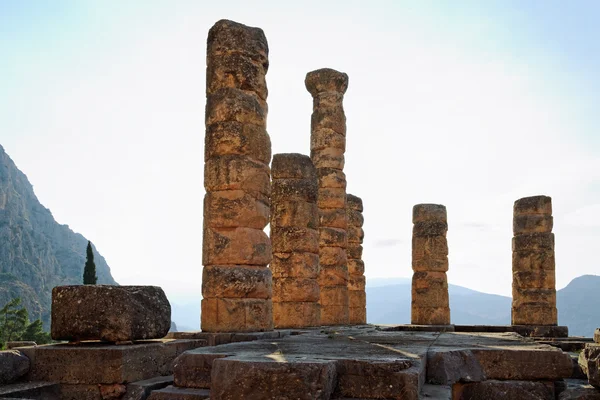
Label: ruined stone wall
xmin=411 ymin=204 xmax=450 ymax=325
xmin=270 ymin=153 xmax=320 ymax=328
xmin=201 ymin=20 xmax=273 ymax=332
xmin=347 ymin=194 xmax=366 ymax=324
xmin=512 ymin=195 xmax=557 ymax=326
xmin=305 ymin=68 xmax=350 ymax=325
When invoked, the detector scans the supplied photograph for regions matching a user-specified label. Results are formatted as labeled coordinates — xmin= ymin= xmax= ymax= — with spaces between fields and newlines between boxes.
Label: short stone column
xmin=201 ymin=20 xmax=273 ymax=332
xmin=305 ymin=68 xmax=349 ymax=325
xmin=270 ymin=153 xmax=320 ymax=328
xmin=411 ymin=204 xmax=450 ymax=325
xmin=512 ymin=195 xmax=557 ymax=326
xmin=347 ymin=194 xmax=366 ymax=324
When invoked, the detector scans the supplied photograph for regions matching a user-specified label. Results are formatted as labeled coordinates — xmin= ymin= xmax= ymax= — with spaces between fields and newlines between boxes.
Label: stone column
xmin=270 ymin=153 xmax=320 ymax=328
xmin=411 ymin=204 xmax=450 ymax=325
xmin=305 ymin=68 xmax=349 ymax=325
xmin=512 ymin=195 xmax=557 ymax=325
xmin=201 ymin=20 xmax=273 ymax=332
xmin=347 ymin=194 xmax=366 ymax=324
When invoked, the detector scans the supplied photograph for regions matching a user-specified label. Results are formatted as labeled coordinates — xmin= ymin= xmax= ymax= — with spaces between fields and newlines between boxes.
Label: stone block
xmin=347 ymin=209 xmax=364 ymax=228
xmin=201 ymin=298 xmax=273 ymax=333
xmin=318 ymin=265 xmax=349 ymax=287
xmin=348 ymin=275 xmax=366 ymax=291
xmin=513 ymin=270 xmax=556 ymax=289
xmin=319 ymin=246 xmax=347 ymax=266
xmin=412 ymin=258 xmax=449 ymax=272
xmin=319 ymin=227 xmax=347 ymax=247
xmin=452 ymin=380 xmax=555 ymax=400
xmin=203 ymin=190 xmax=269 ymax=229
xmin=51 ymin=285 xmax=170 ymax=342
xmin=595 ymin=328 xmax=600 ymax=344
xmin=579 ymin=344 xmax=600 ymax=388
xmin=0 ymin=350 xmax=29 ymax=384
xmin=348 ymin=306 xmax=367 ymax=325
xmin=205 ymin=121 xmax=271 ymax=164
xmin=346 ymin=194 xmax=363 ymax=212
xmin=273 ymin=302 xmax=320 ymax=328
xmin=412 ymin=306 xmax=450 ymax=325
xmin=207 ymin=52 xmax=267 ymax=100
xmin=513 ymin=214 xmax=553 ymax=234
xmin=413 ymin=221 xmax=448 ymax=237
xmin=271 ymin=227 xmax=319 ymax=253
xmin=319 ymin=208 xmax=347 ymax=229
xmin=271 ymin=201 xmax=318 ymax=229
xmin=348 ymin=290 xmax=366 ymax=308
xmin=270 ymin=252 xmax=319 ymax=279
xmin=558 ymin=379 xmax=600 ymax=399
xmin=348 ymin=259 xmax=365 ymax=275
xmin=202 ymin=226 xmax=271 ymax=266
xmin=311 ymin=106 xmax=346 ymax=136
xmin=124 ymin=375 xmax=174 ymax=400
xmin=271 ymin=178 xmax=318 ymax=203
xmin=311 ymin=148 xmax=345 ymax=170
xmin=512 ymin=232 xmax=555 ymax=252
xmin=511 ymin=304 xmax=557 ymax=326
xmin=512 ymin=287 xmax=556 ymax=307
xmin=514 ymin=195 xmax=552 ymax=216
xmin=317 ymin=168 xmax=346 ymax=189
xmin=202 ymin=265 xmax=272 ymax=299
xmin=512 ymin=249 xmax=555 ymax=271
xmin=305 ymin=68 xmax=349 ymax=96
xmin=204 ymin=155 xmax=270 ymax=201
xmin=317 ymin=187 xmax=346 ymax=209
xmin=347 ymin=225 xmax=364 ymax=244
xmin=207 ymin=19 xmax=269 ymax=71
xmin=310 ymin=131 xmax=346 ymax=152
xmin=272 ymin=277 xmax=320 ymax=303
xmin=205 ymin=88 xmax=266 ymax=127
xmin=413 ymin=204 xmax=446 ymax=223
xmin=320 ymin=286 xmax=349 ymax=307
xmin=320 ymin=305 xmax=350 ymax=326
xmin=0 ymin=381 xmax=60 ymax=399
xmin=147 ymin=385 xmax=211 ymax=399
xmin=347 ymin=244 xmax=363 ymax=259
xmin=271 ymin=153 xmax=316 ymax=179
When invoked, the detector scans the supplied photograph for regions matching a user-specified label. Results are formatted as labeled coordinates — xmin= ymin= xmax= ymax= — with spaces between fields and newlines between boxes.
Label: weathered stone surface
xmin=412 ymin=307 xmax=451 ymax=325
xmin=202 ymin=265 xmax=272 ymax=299
xmin=347 ymin=244 xmax=363 ymax=259
xmin=558 ymin=379 xmax=600 ymax=400
xmin=595 ymin=328 xmax=600 ymax=344
xmin=426 ymin=349 xmax=485 ymax=384
xmin=0 ymin=350 xmax=30 ymax=384
xmin=513 ymin=214 xmax=553 ymax=234
xmin=273 ymin=302 xmax=320 ymax=328
xmin=318 ymin=265 xmax=350 ymax=287
xmin=452 ymin=380 xmax=555 ymax=400
xmin=320 ymin=245 xmax=348 ymax=266
xmin=147 ymin=385 xmax=211 ymax=400
xmin=204 ymin=155 xmax=270 ymax=200
xmin=124 ymin=375 xmax=174 ymax=400
xmin=319 ymin=227 xmax=347 ymax=247
xmin=203 ymin=190 xmax=269 ymax=229
xmin=201 ymin=298 xmax=273 ymax=333
xmin=272 ymin=277 xmax=320 ymax=303
xmin=305 ymin=68 xmax=349 ymax=96
xmin=271 ymin=227 xmax=319 ymax=253
xmin=270 ymin=252 xmax=319 ymax=279
xmin=205 ymin=88 xmax=266 ymax=127
xmin=412 ymin=236 xmax=449 ymax=260
xmin=23 ymin=339 xmax=205 ymax=384
xmin=317 ymin=187 xmax=346 ymax=209
xmin=207 ymin=52 xmax=267 ymax=101
xmin=51 ymin=285 xmax=170 ymax=342
xmin=205 ymin=122 xmax=271 ymax=164
xmin=579 ymin=344 xmax=600 ymax=388
xmin=271 ymin=200 xmax=319 ymax=229
xmin=0 ymin=381 xmax=60 ymax=399
xmin=272 ymin=178 xmax=318 ymax=203
xmin=512 ymin=304 xmax=558 ymax=326
xmin=202 ymin=227 xmax=271 ymax=266
xmin=514 ymin=195 xmax=552 ymax=216
xmin=512 ymin=232 xmax=555 ymax=251
xmin=310 ymin=147 xmax=345 ymax=169
xmin=317 ymin=168 xmax=347 ymax=189
xmin=207 ymin=19 xmax=268 ymax=70
xmin=413 ymin=203 xmax=446 ymax=223
xmin=271 ymin=153 xmax=316 ymax=179
xmin=348 ymin=259 xmax=365 ymax=275
xmin=413 ymin=221 xmax=448 ymax=237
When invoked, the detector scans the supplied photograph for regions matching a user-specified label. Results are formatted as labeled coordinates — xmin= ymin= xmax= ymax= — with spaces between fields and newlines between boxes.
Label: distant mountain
xmin=367 ymin=275 xmax=600 ymax=337
xmin=0 ymin=144 xmax=117 ymax=327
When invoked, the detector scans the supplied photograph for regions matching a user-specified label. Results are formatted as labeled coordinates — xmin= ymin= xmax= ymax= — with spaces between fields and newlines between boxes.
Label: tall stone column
xmin=270 ymin=153 xmax=320 ymax=328
xmin=201 ymin=20 xmax=273 ymax=332
xmin=512 ymin=195 xmax=557 ymax=325
xmin=305 ymin=68 xmax=349 ymax=326
xmin=347 ymin=194 xmax=366 ymax=324
xmin=411 ymin=204 xmax=450 ymax=325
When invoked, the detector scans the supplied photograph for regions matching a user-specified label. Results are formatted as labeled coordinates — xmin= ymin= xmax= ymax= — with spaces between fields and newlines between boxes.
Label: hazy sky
xmin=2 ymin=1 xmax=599 ymax=305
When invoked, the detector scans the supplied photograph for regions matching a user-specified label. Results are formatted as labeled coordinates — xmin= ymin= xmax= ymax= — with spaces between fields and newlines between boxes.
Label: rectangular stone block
xmin=319 ymin=265 xmax=349 ymax=287
xmin=271 ymin=153 xmax=316 ymax=179
xmin=319 ymin=208 xmax=347 ymax=229
xmin=311 ymin=130 xmax=346 ymax=153
xmin=413 ymin=221 xmax=448 ymax=237
xmin=203 ymin=190 xmax=269 ymax=230
xmin=348 ymin=275 xmax=366 ymax=291
xmin=319 ymin=246 xmax=347 ymax=266
xmin=320 ymin=286 xmax=349 ymax=307
xmin=348 ymin=259 xmax=365 ymax=275
xmin=347 ymin=225 xmax=364 ymax=244
xmin=413 ymin=204 xmax=446 ymax=223
xmin=512 ymin=250 xmax=555 ymax=271
xmin=273 ymin=302 xmax=320 ymax=328
xmin=201 ymin=298 xmax=273 ymax=333
xmin=513 ymin=214 xmax=553 ymax=235
xmin=205 ymin=121 xmax=271 ymax=165
xmin=412 ymin=236 xmax=448 ymax=260
xmin=512 ymin=232 xmax=555 ymax=252
xmin=319 ymin=227 xmax=347 ymax=248
xmin=271 ymin=227 xmax=319 ymax=253
xmin=271 ymin=201 xmax=318 ymax=230
xmin=452 ymin=380 xmax=555 ymax=400
xmin=174 ymin=352 xmax=227 ymax=389
xmin=511 ymin=304 xmax=557 ymax=326
xmin=271 ymin=178 xmax=318 ymax=203
xmin=51 ymin=286 xmax=170 ymax=342
xmin=512 ymin=288 xmax=556 ymax=307
xmin=270 ymin=252 xmax=319 ymax=279
xmin=147 ymin=385 xmax=211 ymax=399
xmin=349 ymin=290 xmax=366 ymax=308
xmin=311 ymin=105 xmax=346 ymax=136
xmin=412 ymin=258 xmax=449 ymax=272
xmin=204 ymin=155 xmax=270 ymax=201
xmin=202 ymin=265 xmax=272 ymax=299
xmin=316 ymin=168 xmax=346 ymax=189
xmin=203 ymin=226 xmax=272 ymax=266
xmin=273 ymin=277 xmax=320 ymax=303
xmin=320 ymin=304 xmax=350 ymax=325
xmin=205 ymin=88 xmax=266 ymax=127
xmin=411 ymin=306 xmax=450 ymax=325
xmin=347 ymin=209 xmax=364 ymax=227
xmin=311 ymin=147 xmax=345 ymax=170
xmin=412 ymin=288 xmax=449 ymax=309
xmin=579 ymin=343 xmax=600 ymax=388
xmin=514 ymin=195 xmax=552 ymax=216
xmin=349 ymin=306 xmax=367 ymax=325
xmin=347 ymin=244 xmax=363 ymax=259
xmin=317 ymin=187 xmax=346 ymax=209
xmin=207 ymin=52 xmax=268 ymax=100
xmin=513 ymin=270 xmax=555 ymax=289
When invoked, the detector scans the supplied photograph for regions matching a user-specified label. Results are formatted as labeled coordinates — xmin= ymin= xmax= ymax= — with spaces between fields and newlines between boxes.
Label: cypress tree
xmin=83 ymin=241 xmax=98 ymax=285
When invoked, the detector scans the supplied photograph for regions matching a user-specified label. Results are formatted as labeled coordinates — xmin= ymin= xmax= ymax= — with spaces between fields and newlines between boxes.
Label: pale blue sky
xmin=1 ymin=1 xmax=599 ymax=305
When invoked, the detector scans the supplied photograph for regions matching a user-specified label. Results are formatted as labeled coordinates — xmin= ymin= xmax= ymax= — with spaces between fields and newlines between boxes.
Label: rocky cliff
xmin=0 ymin=144 xmax=117 ymax=327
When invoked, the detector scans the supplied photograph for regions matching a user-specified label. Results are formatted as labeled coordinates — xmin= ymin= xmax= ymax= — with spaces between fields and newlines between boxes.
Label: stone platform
xmin=380 ymin=324 xmax=569 ymax=338
xmin=169 ymin=325 xmax=575 ymax=400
